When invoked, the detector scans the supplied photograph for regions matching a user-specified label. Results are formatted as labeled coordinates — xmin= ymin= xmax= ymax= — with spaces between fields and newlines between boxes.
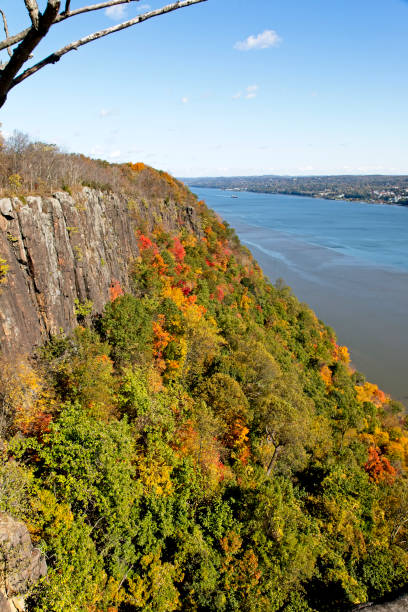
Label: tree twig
xmin=0 ymin=0 xmax=142 ymax=52
xmin=0 ymin=9 xmax=12 ymax=57
xmin=11 ymin=0 xmax=207 ymax=90
xmin=59 ymin=0 xmax=139 ymax=22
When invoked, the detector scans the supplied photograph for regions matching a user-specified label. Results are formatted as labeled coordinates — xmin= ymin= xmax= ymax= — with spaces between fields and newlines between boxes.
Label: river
xmin=190 ymin=187 xmax=408 ymax=406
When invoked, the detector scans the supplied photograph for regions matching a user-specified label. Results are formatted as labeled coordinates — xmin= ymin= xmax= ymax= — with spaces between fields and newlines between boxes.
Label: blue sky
xmin=1 ymin=0 xmax=408 ymax=176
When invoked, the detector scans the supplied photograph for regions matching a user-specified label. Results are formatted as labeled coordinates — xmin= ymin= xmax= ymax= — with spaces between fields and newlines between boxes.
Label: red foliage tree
xmin=364 ymin=446 xmax=396 ymax=484
xmin=109 ymin=280 xmax=124 ymax=302
xmin=171 ymin=237 xmax=186 ymax=262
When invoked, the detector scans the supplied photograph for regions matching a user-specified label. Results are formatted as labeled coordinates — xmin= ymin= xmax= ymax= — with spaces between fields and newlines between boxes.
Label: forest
xmin=1 ymin=133 xmax=408 ymax=611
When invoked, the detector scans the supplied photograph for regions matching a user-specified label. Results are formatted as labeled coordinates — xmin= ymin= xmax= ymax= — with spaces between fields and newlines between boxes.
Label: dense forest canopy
xmin=1 ymin=133 xmax=408 ymax=610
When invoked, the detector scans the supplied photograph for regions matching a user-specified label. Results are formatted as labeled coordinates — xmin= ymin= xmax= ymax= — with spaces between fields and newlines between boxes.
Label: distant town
xmin=186 ymin=175 xmax=408 ymax=205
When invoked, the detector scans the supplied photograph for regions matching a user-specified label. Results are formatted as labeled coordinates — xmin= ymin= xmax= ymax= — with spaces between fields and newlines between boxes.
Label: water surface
xmin=191 ymin=187 xmax=408 ymax=405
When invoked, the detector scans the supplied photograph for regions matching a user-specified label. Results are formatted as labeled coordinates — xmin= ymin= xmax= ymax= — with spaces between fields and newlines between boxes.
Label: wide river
xmin=191 ymin=187 xmax=408 ymax=406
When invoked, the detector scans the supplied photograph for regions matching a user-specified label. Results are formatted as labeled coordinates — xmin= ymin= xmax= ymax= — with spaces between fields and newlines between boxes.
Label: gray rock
xmin=0 ymin=200 xmax=14 ymax=220
xmin=0 ymin=513 xmax=46 ymax=601
xmin=0 ymin=187 xmax=201 ymax=355
xmin=354 ymin=595 xmax=408 ymax=610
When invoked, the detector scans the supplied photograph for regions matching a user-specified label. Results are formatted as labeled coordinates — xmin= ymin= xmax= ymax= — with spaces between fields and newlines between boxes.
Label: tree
xmin=0 ymin=0 xmax=208 ymax=108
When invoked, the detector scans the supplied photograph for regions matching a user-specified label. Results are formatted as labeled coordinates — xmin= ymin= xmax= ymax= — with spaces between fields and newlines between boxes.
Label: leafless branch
xmin=24 ymin=0 xmax=40 ymax=30
xmin=391 ymin=516 xmax=408 ymax=542
xmin=0 ymin=28 xmax=30 ymax=54
xmin=1 ymin=1 xmax=141 ymax=52
xmin=11 ymin=0 xmax=207 ymax=90
xmin=0 ymin=10 xmax=12 ymax=57
xmin=0 ymin=1 xmax=61 ymax=106
xmin=59 ymin=0 xmax=140 ymax=21
xmin=0 ymin=0 xmax=207 ymax=107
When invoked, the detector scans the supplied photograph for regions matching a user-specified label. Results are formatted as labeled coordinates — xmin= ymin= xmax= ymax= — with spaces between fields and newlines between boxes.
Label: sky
xmin=1 ymin=0 xmax=408 ymax=176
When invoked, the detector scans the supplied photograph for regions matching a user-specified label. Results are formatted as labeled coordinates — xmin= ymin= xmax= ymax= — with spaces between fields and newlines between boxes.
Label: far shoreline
xmin=227 ymin=189 xmax=408 ymax=208
xmin=187 ymin=184 xmax=408 ymax=208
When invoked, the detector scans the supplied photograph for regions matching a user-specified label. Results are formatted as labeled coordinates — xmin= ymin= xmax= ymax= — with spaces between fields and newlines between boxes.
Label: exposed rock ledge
xmin=0 ymin=188 xmax=200 ymax=356
xmin=354 ymin=595 xmax=408 ymax=611
xmin=0 ymin=513 xmax=47 ymax=611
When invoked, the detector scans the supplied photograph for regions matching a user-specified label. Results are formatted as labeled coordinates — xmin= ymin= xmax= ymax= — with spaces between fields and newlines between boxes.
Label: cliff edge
xmin=0 ymin=188 xmax=200 ymax=355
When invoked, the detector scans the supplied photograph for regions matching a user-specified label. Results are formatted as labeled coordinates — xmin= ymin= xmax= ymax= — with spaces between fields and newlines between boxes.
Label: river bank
xmin=191 ymin=187 xmax=408 ymax=406
xmin=226 ymin=188 xmax=408 ymax=208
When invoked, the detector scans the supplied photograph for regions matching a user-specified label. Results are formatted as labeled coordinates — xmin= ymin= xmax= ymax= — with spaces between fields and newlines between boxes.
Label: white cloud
xmin=105 ymin=3 xmax=150 ymax=20
xmin=233 ymin=85 xmax=259 ymax=100
xmin=181 ymin=97 xmax=189 ymax=104
xmin=105 ymin=5 xmax=126 ymax=20
xmin=99 ymin=108 xmax=113 ymax=117
xmin=234 ymin=30 xmax=282 ymax=51
xmin=109 ymin=150 xmax=121 ymax=159
xmin=245 ymin=85 xmax=258 ymax=99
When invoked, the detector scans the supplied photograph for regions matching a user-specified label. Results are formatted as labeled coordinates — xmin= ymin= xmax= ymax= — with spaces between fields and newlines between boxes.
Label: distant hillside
xmin=185 ymin=174 xmax=408 ymax=205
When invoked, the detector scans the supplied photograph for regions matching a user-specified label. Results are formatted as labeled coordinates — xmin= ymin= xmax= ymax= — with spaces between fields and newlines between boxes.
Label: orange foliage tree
xmin=364 ymin=446 xmax=396 ymax=484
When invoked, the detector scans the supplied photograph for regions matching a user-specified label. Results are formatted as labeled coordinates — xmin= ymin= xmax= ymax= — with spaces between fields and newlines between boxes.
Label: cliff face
xmin=0 ymin=188 xmax=200 ymax=355
xmin=0 ymin=513 xmax=47 ymax=611
xmin=356 ymin=596 xmax=408 ymax=611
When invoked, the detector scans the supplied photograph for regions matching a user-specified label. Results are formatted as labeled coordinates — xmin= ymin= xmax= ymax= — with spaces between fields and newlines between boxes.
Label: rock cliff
xmin=355 ymin=595 xmax=408 ymax=611
xmin=0 ymin=513 xmax=47 ymax=611
xmin=0 ymin=188 xmax=200 ymax=356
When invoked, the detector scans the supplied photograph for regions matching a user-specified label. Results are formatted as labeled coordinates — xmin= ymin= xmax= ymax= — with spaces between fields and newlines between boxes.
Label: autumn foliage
xmin=109 ymin=279 xmax=124 ymax=302
xmin=365 ymin=446 xmax=396 ymax=483
xmin=1 ymin=159 xmax=408 ymax=612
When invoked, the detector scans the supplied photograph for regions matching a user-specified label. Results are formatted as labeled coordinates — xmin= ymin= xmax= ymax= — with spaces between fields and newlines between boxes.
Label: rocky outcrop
xmin=354 ymin=595 xmax=408 ymax=611
xmin=0 ymin=188 xmax=201 ymax=355
xmin=0 ymin=513 xmax=47 ymax=611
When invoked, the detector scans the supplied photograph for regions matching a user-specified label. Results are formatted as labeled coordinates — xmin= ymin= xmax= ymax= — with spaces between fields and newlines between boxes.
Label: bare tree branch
xmin=24 ymin=0 xmax=40 ymax=30
xmin=0 ymin=28 xmax=31 ymax=54
xmin=0 ymin=0 xmax=207 ymax=107
xmin=1 ymin=1 xmax=141 ymax=52
xmin=10 ymin=0 xmax=208 ymax=90
xmin=0 ymin=10 xmax=12 ymax=58
xmin=57 ymin=0 xmax=140 ymax=23
xmin=0 ymin=1 xmax=61 ymax=106
xmin=265 ymin=431 xmax=283 ymax=476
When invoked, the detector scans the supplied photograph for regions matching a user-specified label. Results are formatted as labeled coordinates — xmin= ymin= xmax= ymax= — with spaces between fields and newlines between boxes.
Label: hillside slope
xmin=0 ymin=143 xmax=408 ymax=611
